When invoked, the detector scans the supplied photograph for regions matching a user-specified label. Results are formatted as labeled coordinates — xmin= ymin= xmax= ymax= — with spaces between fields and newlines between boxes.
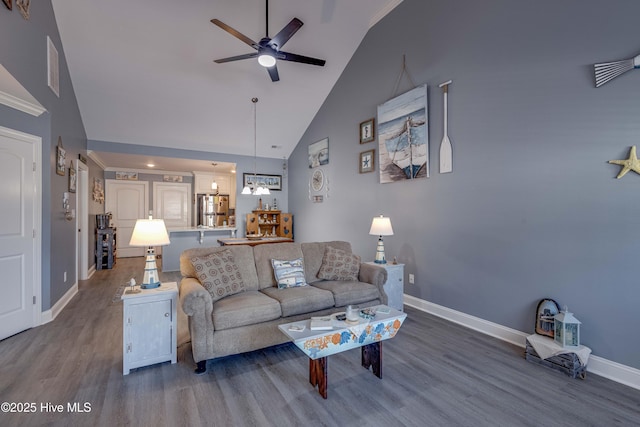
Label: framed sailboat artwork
xmin=377 ymin=84 xmax=429 ymax=183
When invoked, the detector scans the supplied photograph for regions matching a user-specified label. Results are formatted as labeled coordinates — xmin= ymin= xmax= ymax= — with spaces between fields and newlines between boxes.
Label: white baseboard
xmin=404 ymin=294 xmax=640 ymax=391
xmin=41 ymin=282 xmax=78 ymax=325
xmin=87 ymin=264 xmax=96 ymax=279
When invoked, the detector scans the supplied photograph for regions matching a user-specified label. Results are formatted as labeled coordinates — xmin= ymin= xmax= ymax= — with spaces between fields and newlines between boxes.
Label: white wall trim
xmin=404 ymin=294 xmax=640 ymax=391
xmin=0 ymin=90 xmax=46 ymax=117
xmin=87 ymin=264 xmax=96 ymax=279
xmin=0 ymin=64 xmax=46 ymax=117
xmin=41 ymin=282 xmax=78 ymax=325
xmin=86 ymin=150 xmax=107 ymax=170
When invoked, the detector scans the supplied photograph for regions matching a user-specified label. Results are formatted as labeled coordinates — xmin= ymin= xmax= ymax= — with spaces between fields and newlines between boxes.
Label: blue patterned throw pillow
xmin=271 ymin=258 xmax=308 ymax=289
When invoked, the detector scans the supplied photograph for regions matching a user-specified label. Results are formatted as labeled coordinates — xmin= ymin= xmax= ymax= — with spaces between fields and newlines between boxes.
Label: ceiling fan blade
xmin=267 ymin=65 xmax=280 ymax=82
xmin=211 ymin=19 xmax=259 ymax=49
xmin=279 ymin=51 xmax=326 ymax=67
xmin=269 ymin=18 xmax=303 ymax=50
xmin=214 ymin=52 xmax=258 ymax=64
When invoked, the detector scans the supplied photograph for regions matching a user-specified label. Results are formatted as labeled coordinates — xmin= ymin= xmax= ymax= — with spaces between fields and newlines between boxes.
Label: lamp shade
xmin=129 ymin=219 xmax=170 ymax=247
xmin=369 ymin=215 xmax=394 ymax=236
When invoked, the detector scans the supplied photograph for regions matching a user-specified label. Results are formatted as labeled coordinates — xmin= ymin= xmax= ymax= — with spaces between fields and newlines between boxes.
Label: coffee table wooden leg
xmin=309 ymin=357 xmax=328 ymax=399
xmin=361 ymin=341 xmax=382 ymax=379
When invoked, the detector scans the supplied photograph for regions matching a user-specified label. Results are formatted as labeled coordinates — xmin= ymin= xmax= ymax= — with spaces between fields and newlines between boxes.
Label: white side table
xmin=366 ymin=262 xmax=404 ymax=311
xmin=121 ymin=282 xmax=178 ymax=375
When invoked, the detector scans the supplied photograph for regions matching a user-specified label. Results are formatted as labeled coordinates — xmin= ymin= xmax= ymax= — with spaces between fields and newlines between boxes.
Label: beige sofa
xmin=179 ymin=241 xmax=388 ymax=373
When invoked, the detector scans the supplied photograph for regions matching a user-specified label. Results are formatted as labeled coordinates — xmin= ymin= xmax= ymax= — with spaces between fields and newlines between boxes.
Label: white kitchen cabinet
xmin=194 ymin=172 xmax=230 ymax=195
xmin=122 ymin=282 xmax=177 ymax=375
xmin=366 ymin=262 xmax=404 ymax=311
xmin=193 ymin=172 xmax=236 ymax=209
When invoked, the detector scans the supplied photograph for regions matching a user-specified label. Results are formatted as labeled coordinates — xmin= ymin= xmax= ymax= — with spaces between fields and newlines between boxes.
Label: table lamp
xmin=369 ymin=215 xmax=394 ymax=264
xmin=129 ymin=216 xmax=170 ymax=289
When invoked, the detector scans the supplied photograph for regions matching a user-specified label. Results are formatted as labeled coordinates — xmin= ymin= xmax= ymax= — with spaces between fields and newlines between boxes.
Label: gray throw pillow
xmin=317 ymin=246 xmax=360 ymax=281
xmin=191 ymin=250 xmax=246 ymax=302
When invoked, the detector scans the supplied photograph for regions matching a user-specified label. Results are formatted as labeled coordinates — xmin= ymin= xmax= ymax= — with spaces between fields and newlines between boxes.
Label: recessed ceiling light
xmin=147 ymin=163 xmax=155 ymax=168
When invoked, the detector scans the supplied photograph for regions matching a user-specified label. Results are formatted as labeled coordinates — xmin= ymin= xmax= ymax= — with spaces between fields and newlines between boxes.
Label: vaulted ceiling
xmin=52 ymin=0 xmax=402 ymax=161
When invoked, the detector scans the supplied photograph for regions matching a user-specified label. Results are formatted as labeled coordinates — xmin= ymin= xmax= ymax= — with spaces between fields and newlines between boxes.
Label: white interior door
xmin=153 ymin=182 xmax=190 ymax=257
xmin=0 ymin=126 xmax=41 ymax=340
xmin=153 ymin=182 xmax=191 ymax=228
xmin=76 ymin=161 xmax=89 ymax=280
xmin=105 ymin=180 xmax=149 ymax=258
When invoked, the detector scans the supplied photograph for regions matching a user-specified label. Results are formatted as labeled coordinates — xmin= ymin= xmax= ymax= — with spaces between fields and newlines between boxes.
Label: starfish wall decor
xmin=608 ymin=146 xmax=640 ymax=179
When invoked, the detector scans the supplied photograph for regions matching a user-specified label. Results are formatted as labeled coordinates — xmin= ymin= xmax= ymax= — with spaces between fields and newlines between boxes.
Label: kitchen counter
xmin=169 ymin=226 xmax=237 ymax=233
xmin=162 ymin=227 xmax=237 ymax=272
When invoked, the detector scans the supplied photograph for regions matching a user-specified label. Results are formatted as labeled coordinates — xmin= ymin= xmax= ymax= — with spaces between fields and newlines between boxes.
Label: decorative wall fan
xmin=211 ymin=0 xmax=326 ymax=82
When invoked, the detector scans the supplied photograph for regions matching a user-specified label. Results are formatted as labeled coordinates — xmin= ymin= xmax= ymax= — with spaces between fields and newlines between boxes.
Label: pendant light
xmin=242 ymin=98 xmax=271 ymax=196
xmin=211 ymin=162 xmax=218 ymax=193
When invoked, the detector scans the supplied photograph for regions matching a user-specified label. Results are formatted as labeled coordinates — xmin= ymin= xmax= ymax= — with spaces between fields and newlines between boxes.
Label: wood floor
xmin=1 ymin=257 xmax=639 ymax=427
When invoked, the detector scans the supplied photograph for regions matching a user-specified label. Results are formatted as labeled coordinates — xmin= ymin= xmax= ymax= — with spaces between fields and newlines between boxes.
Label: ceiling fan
xmin=211 ymin=0 xmax=326 ymax=82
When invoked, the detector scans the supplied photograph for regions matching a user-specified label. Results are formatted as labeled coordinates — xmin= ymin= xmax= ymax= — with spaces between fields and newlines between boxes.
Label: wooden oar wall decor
xmin=438 ymin=80 xmax=453 ymax=174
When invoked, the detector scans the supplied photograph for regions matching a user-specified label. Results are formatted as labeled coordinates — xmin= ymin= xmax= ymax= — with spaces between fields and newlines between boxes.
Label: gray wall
xmin=289 ymin=0 xmax=640 ymax=368
xmin=1 ymin=2 xmax=88 ymax=310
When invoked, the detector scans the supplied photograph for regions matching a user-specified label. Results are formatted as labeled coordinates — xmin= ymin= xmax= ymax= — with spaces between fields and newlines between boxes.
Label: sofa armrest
xmin=180 ymin=277 xmax=215 ymax=363
xmin=359 ymin=263 xmax=388 ymax=305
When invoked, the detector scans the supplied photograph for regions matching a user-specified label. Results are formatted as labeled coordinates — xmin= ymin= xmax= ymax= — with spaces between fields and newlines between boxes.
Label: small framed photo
xmin=56 ymin=145 xmax=66 ymax=176
xmin=115 ymin=171 xmax=138 ymax=181
xmin=359 ymin=149 xmax=375 ymax=173
xmin=359 ymin=118 xmax=375 ymax=144
xmin=68 ymin=163 xmax=76 ymax=193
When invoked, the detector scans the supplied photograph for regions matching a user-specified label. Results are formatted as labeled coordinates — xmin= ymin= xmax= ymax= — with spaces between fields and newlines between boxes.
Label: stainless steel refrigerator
xmin=197 ymin=194 xmax=229 ymax=227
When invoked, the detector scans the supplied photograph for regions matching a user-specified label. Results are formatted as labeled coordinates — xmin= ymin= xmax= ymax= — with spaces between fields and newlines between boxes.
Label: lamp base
xmin=141 ymin=281 xmax=161 ymax=290
xmin=140 ymin=247 xmax=161 ymax=289
xmin=374 ymin=236 xmax=387 ymax=264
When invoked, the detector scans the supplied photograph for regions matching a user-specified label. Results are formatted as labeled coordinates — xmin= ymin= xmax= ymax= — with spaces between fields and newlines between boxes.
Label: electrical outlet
xmin=409 ymin=274 xmax=415 ymax=284
xmin=64 ymin=271 xmax=67 ymax=283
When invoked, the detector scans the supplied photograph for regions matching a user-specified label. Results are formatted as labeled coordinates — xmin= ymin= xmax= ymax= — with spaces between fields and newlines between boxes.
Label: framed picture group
xmin=358 ymin=117 xmax=375 ymax=173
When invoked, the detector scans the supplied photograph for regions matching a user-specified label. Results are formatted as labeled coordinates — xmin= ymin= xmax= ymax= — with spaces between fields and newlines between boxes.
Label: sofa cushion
xmin=272 ymin=257 xmax=307 ymax=288
xmin=253 ymin=243 xmax=304 ymax=289
xmin=317 ymin=246 xmax=361 ymax=281
xmin=311 ymin=280 xmax=380 ymax=307
xmin=301 ymin=241 xmax=353 ymax=284
xmin=212 ymin=291 xmax=282 ymax=331
xmin=260 ymin=286 xmax=335 ymax=317
xmin=191 ymin=250 xmax=246 ymax=302
xmin=181 ymin=245 xmax=259 ymax=291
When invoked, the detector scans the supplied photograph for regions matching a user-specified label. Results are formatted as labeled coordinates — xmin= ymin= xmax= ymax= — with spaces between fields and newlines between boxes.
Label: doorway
xmin=105 ymin=179 xmax=149 ymax=258
xmin=0 ymin=126 xmax=42 ymax=340
xmin=76 ymin=160 xmax=89 ymax=280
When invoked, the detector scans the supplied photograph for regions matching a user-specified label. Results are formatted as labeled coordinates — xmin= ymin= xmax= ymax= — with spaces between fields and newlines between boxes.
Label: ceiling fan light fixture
xmin=258 ymin=53 xmax=276 ymax=68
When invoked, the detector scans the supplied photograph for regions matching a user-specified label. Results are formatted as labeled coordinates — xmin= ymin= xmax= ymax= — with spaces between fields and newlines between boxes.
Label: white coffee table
xmin=278 ymin=304 xmax=406 ymax=398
